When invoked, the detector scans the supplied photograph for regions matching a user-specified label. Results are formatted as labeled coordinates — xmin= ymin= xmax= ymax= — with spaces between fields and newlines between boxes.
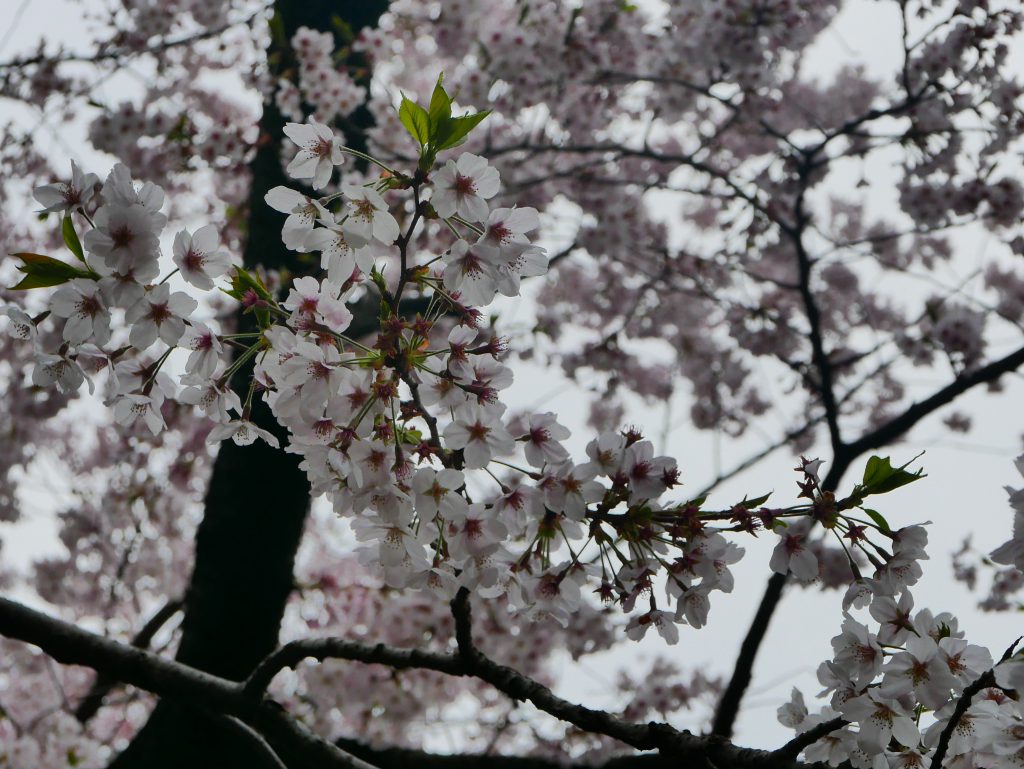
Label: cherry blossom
xmin=32 ymin=159 xmax=98 ymax=214
xmin=171 ymin=225 xmax=232 ymax=290
xmin=282 ymin=120 xmax=344 ymax=189
xmin=431 ymin=153 xmax=500 ymax=222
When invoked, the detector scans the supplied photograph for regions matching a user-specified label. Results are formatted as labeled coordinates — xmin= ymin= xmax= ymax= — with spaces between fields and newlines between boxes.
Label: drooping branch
xmin=242 ymin=590 xmax=834 ymax=769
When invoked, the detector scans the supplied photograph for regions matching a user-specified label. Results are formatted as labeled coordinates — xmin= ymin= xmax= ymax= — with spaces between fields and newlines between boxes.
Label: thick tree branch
xmin=0 ymin=596 xmax=380 ymax=769
xmin=74 ymin=598 xmax=184 ymax=722
xmin=245 ymin=594 xmax=835 ymax=769
xmin=243 ymin=637 xmax=463 ymax=697
xmin=789 ymin=157 xmax=843 ymax=456
xmin=773 ymin=717 xmax=847 ymax=761
xmin=844 ymin=344 xmax=1024 ymax=459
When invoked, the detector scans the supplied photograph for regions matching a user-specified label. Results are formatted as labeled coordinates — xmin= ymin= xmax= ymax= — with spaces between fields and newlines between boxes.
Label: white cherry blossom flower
xmin=32 ymin=351 xmax=86 ymax=393
xmin=412 ymin=468 xmax=467 ymax=519
xmin=991 ymin=455 xmax=1024 ymax=571
xmin=208 ymin=419 xmax=280 ymax=448
xmin=178 ymin=379 xmax=241 ymax=423
xmin=769 ymin=519 xmax=819 ymax=580
xmin=443 ymin=402 xmax=513 ymax=469
xmin=839 ymin=689 xmax=920 ymax=754
xmin=938 ymin=637 xmax=992 ymax=683
xmin=870 ymin=591 xmax=915 ymax=646
xmin=521 ymin=412 xmax=570 ymax=468
xmin=446 ymin=503 xmax=507 ymax=561
xmin=880 ymin=636 xmax=959 ymax=710
xmin=831 ymin=617 xmax=883 ymax=687
xmin=625 ymin=610 xmax=679 ymax=645
xmin=49 ymin=279 xmax=111 ymax=346
xmin=83 ymin=204 xmax=162 ymax=276
xmin=265 ymin=186 xmax=329 ymax=250
xmin=282 ymin=276 xmax=352 ymax=334
xmin=112 ymin=391 xmax=166 ymax=435
xmin=172 ymin=225 xmax=232 ymax=289
xmin=341 ymin=184 xmax=399 ymax=246
xmin=777 ymin=688 xmax=808 ymax=730
xmin=432 ymin=153 xmax=500 ymax=222
xmin=443 ymin=239 xmax=500 ymax=306
xmin=33 ymin=160 xmax=98 ymax=213
xmin=0 ymin=306 xmax=37 ymax=344
xmin=545 ymin=462 xmax=603 ymax=520
xmin=101 ymin=163 xmax=166 ymax=217
xmin=124 ymin=284 xmax=198 ymax=349
xmin=180 ymin=322 xmax=223 ymax=379
xmin=283 ymin=120 xmax=344 ymax=189
xmin=304 ymin=219 xmax=374 ymax=283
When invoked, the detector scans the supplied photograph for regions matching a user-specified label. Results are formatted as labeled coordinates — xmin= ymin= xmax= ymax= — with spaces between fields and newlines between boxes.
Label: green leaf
xmin=435 ymin=110 xmax=491 ymax=152
xmin=684 ymin=494 xmax=707 ymax=508
xmin=398 ymin=95 xmax=431 ymax=147
xmin=9 ymin=252 xmax=93 ymax=290
xmin=62 ymin=215 xmax=86 ymax=263
xmin=859 ymin=454 xmax=926 ymax=497
xmin=862 ymin=508 xmax=892 ymax=535
xmin=736 ymin=491 xmax=772 ymax=509
xmin=428 ymin=73 xmax=452 ymax=131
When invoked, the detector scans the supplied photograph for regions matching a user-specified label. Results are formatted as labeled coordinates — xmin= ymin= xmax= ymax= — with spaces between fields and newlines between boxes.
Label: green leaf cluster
xmin=398 ymin=74 xmax=490 ymax=171
xmin=855 ymin=455 xmax=925 ymax=499
xmin=846 ymin=455 xmax=926 ymax=533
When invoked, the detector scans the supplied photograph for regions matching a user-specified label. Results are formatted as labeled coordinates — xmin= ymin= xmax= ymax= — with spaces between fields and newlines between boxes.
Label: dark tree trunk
xmin=108 ymin=2 xmax=388 ymax=767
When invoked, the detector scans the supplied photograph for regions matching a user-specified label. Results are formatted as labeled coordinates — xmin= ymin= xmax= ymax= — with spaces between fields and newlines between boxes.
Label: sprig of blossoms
xmin=0 ymin=80 xmax=936 ymax=648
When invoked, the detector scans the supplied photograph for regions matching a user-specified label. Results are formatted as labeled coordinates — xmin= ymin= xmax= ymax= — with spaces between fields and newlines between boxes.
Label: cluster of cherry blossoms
xmin=778 ymin=454 xmax=1024 ymax=768
xmin=0 ymin=80 xmax=963 ymax=648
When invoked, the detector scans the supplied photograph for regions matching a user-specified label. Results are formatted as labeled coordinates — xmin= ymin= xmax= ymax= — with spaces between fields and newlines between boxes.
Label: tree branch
xmin=843 ymin=344 xmax=1024 ymax=459
xmin=0 ymin=595 xmax=378 ymax=769
xmin=244 ymin=599 xmax=836 ymax=768
xmin=0 ymin=8 xmax=266 ymax=70
xmin=773 ymin=717 xmax=847 ymax=761
xmin=710 ymin=343 xmax=1024 ymax=738
xmin=710 ymin=571 xmax=788 ymax=738
xmin=929 ymin=636 xmax=1021 ymax=769
xmin=74 ymin=598 xmax=184 ymax=723
xmin=333 ymin=736 xmax=674 ymax=769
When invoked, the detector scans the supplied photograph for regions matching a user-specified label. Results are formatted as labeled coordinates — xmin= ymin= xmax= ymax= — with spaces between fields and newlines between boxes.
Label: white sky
xmin=1 ymin=0 xmax=1024 ymax=755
